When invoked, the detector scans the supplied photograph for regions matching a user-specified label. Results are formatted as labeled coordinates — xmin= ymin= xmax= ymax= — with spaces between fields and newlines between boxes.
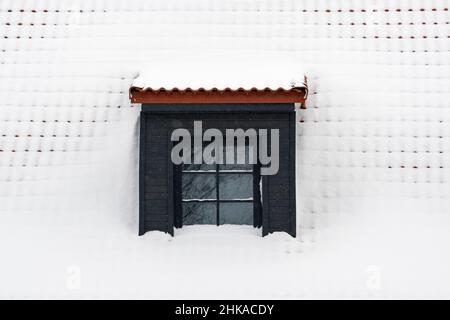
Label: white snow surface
xmin=1 ymin=0 xmax=450 ymax=299
xmin=131 ymin=52 xmax=305 ymax=91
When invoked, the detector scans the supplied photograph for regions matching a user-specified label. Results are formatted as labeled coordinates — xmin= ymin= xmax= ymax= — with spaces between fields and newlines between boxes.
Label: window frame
xmin=174 ymin=163 xmax=262 ymax=228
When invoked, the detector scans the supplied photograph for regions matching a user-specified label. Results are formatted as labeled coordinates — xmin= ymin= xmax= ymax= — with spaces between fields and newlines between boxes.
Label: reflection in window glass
xmin=221 ymin=144 xmax=255 ymax=170
xmin=182 ymin=174 xmax=216 ymax=200
xmin=219 ymin=203 xmax=253 ymax=225
xmin=183 ymin=163 xmax=216 ymax=172
xmin=219 ymin=163 xmax=253 ymax=171
xmin=183 ymin=202 xmax=216 ymax=225
xmin=219 ymin=174 xmax=253 ymax=200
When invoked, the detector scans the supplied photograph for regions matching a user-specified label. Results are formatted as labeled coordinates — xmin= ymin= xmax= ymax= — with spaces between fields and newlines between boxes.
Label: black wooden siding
xmin=139 ymin=104 xmax=296 ymax=237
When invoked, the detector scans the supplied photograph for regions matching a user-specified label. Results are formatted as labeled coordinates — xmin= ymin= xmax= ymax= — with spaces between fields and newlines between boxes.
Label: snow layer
xmin=0 ymin=0 xmax=450 ymax=298
xmin=131 ymin=52 xmax=305 ymax=91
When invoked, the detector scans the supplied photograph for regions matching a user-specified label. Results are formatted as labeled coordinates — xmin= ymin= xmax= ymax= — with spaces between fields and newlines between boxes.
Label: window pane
xmin=183 ymin=202 xmax=216 ymax=225
xmin=219 ymin=164 xmax=253 ymax=171
xmin=182 ymin=173 xmax=216 ymax=200
xmin=221 ymin=144 xmax=255 ymax=170
xmin=183 ymin=163 xmax=216 ymax=172
xmin=219 ymin=174 xmax=253 ymax=200
xmin=182 ymin=145 xmax=216 ymax=171
xmin=219 ymin=203 xmax=253 ymax=225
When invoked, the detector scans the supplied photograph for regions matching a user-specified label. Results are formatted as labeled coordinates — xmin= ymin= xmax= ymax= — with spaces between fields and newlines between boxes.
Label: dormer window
xmin=130 ymin=57 xmax=307 ymax=236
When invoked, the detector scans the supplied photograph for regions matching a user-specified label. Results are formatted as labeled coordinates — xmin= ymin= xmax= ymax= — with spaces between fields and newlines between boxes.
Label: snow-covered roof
xmin=1 ymin=1 xmax=450 ymax=298
xmin=131 ymin=54 xmax=306 ymax=92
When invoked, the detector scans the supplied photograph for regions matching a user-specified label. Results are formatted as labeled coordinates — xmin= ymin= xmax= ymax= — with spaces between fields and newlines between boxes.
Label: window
xmin=181 ymin=163 xmax=255 ymax=226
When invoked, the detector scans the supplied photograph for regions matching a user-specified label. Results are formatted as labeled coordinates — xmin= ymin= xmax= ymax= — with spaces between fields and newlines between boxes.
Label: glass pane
xmin=219 ymin=163 xmax=253 ymax=172
xmin=183 ymin=202 xmax=216 ymax=225
xmin=183 ymin=163 xmax=216 ymax=172
xmin=221 ymin=144 xmax=256 ymax=170
xmin=182 ymin=145 xmax=216 ymax=171
xmin=219 ymin=174 xmax=253 ymax=200
xmin=182 ymin=174 xmax=216 ymax=200
xmin=219 ymin=203 xmax=253 ymax=225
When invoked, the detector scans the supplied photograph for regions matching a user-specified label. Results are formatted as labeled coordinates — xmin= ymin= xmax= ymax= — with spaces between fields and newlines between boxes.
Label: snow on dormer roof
xmin=130 ymin=52 xmax=306 ymax=93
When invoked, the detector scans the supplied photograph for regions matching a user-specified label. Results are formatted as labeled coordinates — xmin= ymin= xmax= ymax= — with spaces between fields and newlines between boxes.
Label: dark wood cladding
xmin=130 ymin=88 xmax=307 ymax=104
